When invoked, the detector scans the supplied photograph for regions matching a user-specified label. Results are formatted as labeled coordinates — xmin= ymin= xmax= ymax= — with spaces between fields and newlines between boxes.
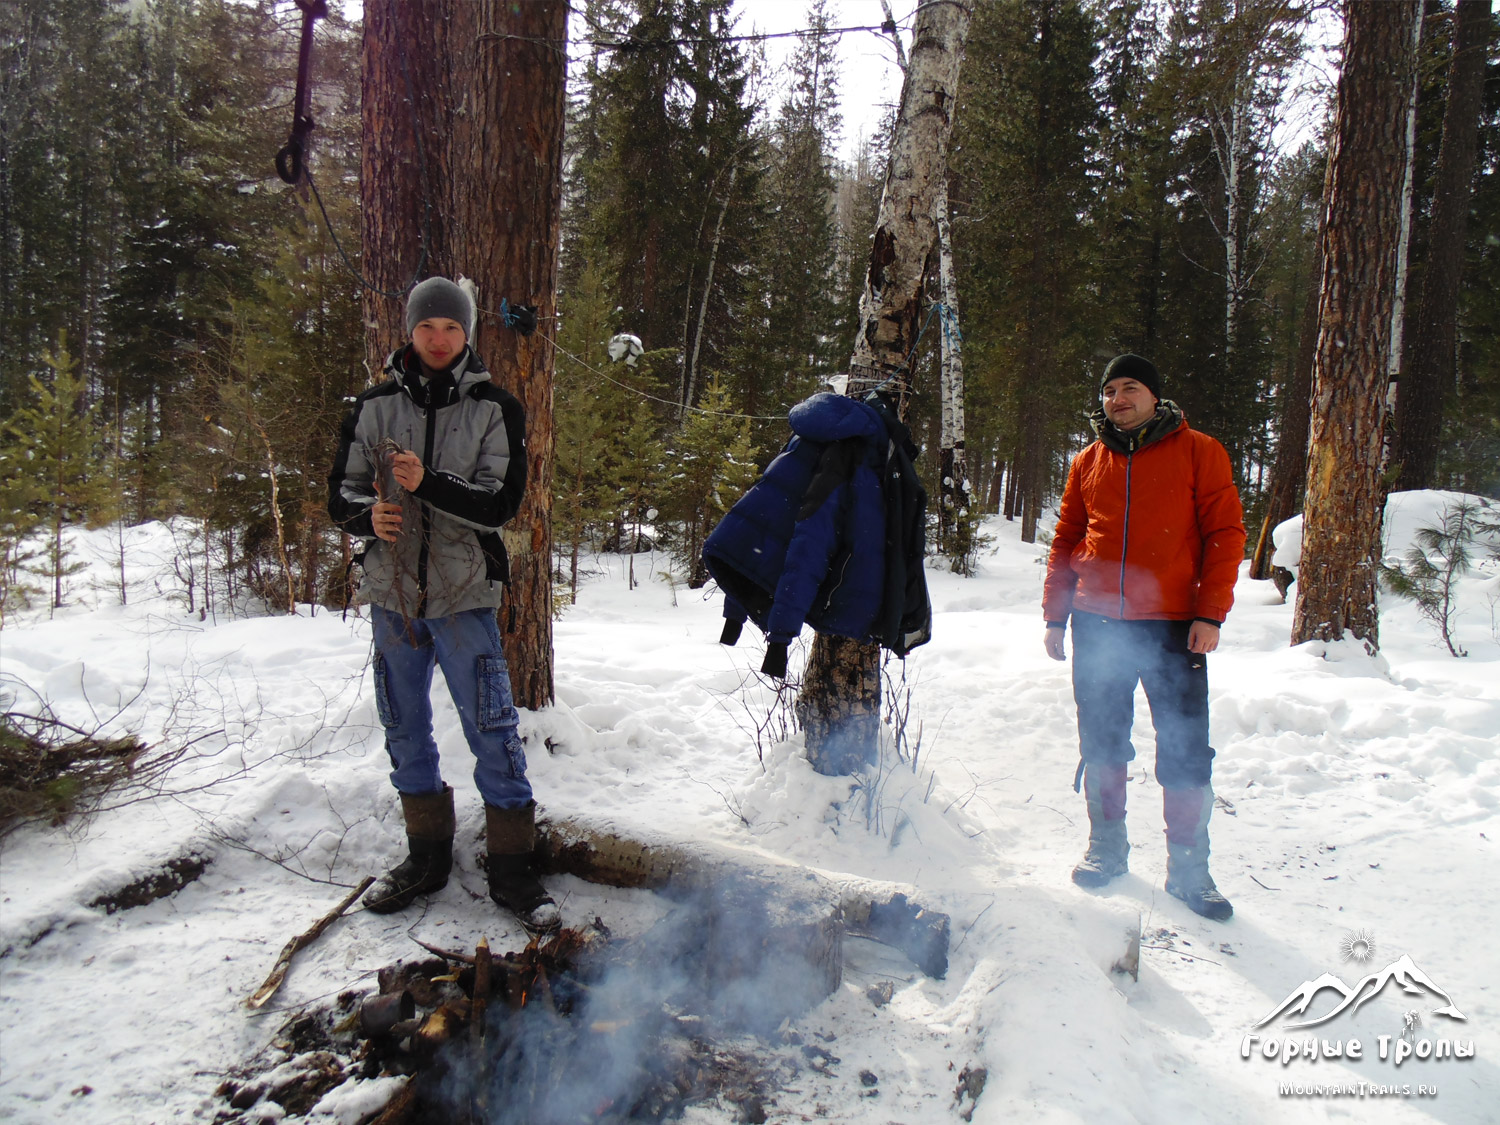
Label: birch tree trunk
xmin=684 ymin=164 xmax=738 ymax=413
xmin=796 ymin=0 xmax=970 ymax=776
xmin=1291 ymin=0 xmax=1421 ymax=652
xmin=1385 ymin=10 xmax=1423 ymax=397
xmin=934 ymin=181 xmax=968 ymax=554
xmin=362 ymin=0 xmax=567 ymax=707
xmin=1213 ymin=79 xmax=1248 ymax=377
xmin=1393 ymin=0 xmax=1493 ymax=490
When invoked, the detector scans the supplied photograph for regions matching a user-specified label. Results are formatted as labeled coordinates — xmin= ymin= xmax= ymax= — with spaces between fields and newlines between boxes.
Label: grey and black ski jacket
xmin=328 ymin=345 xmax=527 ymax=619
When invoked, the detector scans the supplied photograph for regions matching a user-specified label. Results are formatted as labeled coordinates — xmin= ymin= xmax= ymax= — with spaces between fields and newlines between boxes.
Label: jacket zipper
xmin=1118 ymin=443 xmax=1133 ymax=618
xmin=415 ymin=389 xmax=439 ymax=617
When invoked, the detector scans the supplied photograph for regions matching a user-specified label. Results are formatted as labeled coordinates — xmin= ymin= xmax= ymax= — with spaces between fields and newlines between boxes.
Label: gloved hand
xmin=719 ymin=619 xmax=743 ymax=646
xmin=761 ymin=641 xmax=789 ymax=679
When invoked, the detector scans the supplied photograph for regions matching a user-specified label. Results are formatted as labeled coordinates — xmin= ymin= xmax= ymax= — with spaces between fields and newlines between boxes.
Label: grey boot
xmin=1165 ymin=843 xmax=1233 ymax=920
xmin=1163 ymin=786 xmax=1233 ymax=921
xmin=364 ymin=786 xmax=455 ymax=914
xmin=1071 ymin=763 xmax=1129 ymax=888
xmin=485 ymin=801 xmax=560 ymax=932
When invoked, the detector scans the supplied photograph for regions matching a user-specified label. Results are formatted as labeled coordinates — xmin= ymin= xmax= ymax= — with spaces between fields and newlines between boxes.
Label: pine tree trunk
xmin=797 ymin=0 xmax=970 ymax=776
xmin=362 ymin=0 xmax=565 ymax=707
xmin=1249 ymin=239 xmax=1321 ymax=581
xmin=360 ymin=0 xmax=452 ymax=378
xmin=448 ymin=0 xmax=566 ymax=708
xmin=1291 ymin=0 xmax=1421 ymax=652
xmin=1392 ymin=0 xmax=1492 ymax=490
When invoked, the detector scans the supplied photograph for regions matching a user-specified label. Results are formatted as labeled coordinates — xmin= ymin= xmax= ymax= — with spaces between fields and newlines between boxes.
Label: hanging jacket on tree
xmin=866 ymin=393 xmax=932 ymax=657
xmin=703 ymin=391 xmax=931 ymax=675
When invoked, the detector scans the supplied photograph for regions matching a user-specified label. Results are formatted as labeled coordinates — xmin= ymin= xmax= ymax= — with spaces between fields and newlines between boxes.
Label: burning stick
xmin=245 ymin=877 xmax=374 ymax=1010
xmin=368 ymin=1078 xmax=418 ymax=1125
xmin=472 ymin=938 xmax=491 ymax=1120
xmin=471 ymin=938 xmax=491 ymax=1045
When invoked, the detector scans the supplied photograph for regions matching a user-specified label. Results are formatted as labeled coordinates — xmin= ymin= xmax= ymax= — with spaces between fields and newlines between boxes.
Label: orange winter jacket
xmin=1042 ymin=414 xmax=1246 ymax=625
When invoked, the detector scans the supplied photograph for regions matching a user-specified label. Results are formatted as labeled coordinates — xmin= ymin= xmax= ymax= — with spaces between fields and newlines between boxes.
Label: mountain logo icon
xmin=1254 ymin=954 xmax=1468 ymax=1031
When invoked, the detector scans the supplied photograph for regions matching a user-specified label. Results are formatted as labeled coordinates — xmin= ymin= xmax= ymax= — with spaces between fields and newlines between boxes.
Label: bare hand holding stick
xmin=372 ymin=502 xmax=404 ymax=542
xmin=390 ymin=451 xmax=425 ymax=491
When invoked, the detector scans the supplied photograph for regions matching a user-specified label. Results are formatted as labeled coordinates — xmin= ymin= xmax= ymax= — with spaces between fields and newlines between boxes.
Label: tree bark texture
xmin=1291 ymin=0 xmax=1420 ymax=652
xmin=1249 ymin=239 xmax=1321 ymax=581
xmin=1393 ymin=0 xmax=1493 ymax=490
xmin=1386 ymin=9 xmax=1423 ymax=391
xmin=847 ymin=2 xmax=971 ymax=378
xmin=934 ymin=181 xmax=968 ymax=548
xmin=362 ymin=0 xmax=566 ymax=706
xmin=361 ymin=0 xmax=451 ymax=377
xmin=798 ymin=0 xmax=970 ymax=775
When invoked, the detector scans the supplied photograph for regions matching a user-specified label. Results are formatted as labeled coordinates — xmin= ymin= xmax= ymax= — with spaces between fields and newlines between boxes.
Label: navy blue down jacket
xmin=703 ymin=393 xmax=887 ymax=652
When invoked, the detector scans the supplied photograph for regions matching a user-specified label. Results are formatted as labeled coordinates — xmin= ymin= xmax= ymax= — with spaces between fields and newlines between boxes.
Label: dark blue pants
xmin=371 ymin=605 xmax=532 ymax=809
xmin=1070 ymin=612 xmax=1214 ymax=791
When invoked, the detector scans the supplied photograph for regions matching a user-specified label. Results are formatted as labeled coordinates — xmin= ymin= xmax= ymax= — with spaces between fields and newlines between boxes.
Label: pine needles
xmin=1379 ymin=498 xmax=1499 ymax=657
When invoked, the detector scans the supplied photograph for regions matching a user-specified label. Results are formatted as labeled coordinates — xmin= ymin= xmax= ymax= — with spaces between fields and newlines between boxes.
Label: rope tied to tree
xmin=274 ymin=0 xmax=329 ymax=187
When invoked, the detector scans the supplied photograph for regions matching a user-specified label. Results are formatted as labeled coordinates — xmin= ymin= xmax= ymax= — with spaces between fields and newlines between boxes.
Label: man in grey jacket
xmin=329 ymin=276 xmax=558 ymax=931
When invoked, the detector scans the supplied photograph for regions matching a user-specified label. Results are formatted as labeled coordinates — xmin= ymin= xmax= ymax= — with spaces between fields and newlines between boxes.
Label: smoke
xmin=428 ymin=874 xmax=835 ymax=1122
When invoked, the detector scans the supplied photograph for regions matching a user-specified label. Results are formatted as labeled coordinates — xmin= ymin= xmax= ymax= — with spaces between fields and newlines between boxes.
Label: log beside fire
xmin=537 ymin=812 xmax=952 ymax=981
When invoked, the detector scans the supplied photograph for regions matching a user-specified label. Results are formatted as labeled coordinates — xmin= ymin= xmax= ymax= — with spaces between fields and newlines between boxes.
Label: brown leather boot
xmin=363 ymin=786 xmax=455 ymax=914
xmin=485 ymin=801 xmax=560 ymax=932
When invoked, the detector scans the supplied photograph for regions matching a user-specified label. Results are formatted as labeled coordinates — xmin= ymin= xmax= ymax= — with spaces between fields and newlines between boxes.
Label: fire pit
xmin=220 ymin=828 xmax=949 ymax=1123
xmin=220 ymin=916 xmax=800 ymax=1124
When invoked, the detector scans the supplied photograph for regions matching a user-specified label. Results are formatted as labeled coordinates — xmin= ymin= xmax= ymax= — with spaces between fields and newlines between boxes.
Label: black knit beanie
xmin=1100 ymin=353 xmax=1162 ymax=399
xmin=405 ymin=277 xmax=473 ymax=338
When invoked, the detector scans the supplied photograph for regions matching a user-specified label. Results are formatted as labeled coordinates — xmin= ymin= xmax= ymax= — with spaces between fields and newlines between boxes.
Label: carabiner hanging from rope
xmin=275 ymin=0 xmax=329 ymax=185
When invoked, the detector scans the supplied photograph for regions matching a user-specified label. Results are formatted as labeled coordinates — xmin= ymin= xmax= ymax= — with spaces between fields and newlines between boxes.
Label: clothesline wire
xmin=538 ymin=326 xmax=789 ymax=423
xmin=534 ymin=296 xmax=955 ymax=424
xmin=483 ymin=22 xmax=905 ymax=52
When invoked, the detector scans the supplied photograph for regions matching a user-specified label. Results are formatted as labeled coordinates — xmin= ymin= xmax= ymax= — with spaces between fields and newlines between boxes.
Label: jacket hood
xmin=789 ymin=392 xmax=884 ymax=444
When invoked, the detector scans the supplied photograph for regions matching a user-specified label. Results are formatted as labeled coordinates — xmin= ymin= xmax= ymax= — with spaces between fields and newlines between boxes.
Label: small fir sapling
xmin=1379 ymin=498 xmax=1495 ymax=657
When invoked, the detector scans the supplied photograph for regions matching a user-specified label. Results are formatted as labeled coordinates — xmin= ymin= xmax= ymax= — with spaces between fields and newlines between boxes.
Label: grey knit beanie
xmin=405 ymin=277 xmax=473 ymax=338
xmin=1100 ymin=353 xmax=1162 ymax=399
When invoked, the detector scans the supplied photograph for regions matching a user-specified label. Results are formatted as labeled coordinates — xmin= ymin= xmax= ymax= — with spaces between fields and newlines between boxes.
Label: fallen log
xmin=245 ymin=877 xmax=375 ymax=1010
xmin=537 ymin=814 xmax=950 ymax=982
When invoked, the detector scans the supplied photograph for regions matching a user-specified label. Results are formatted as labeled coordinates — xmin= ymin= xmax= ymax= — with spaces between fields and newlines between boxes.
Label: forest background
xmin=2 ymin=0 xmax=1497 ymax=625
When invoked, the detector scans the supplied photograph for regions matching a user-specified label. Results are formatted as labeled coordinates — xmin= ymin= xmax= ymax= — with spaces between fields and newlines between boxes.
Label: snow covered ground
xmin=1 ymin=491 xmax=1497 ymax=1124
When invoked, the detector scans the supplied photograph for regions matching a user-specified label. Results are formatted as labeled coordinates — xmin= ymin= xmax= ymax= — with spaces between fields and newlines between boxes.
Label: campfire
xmin=220 ymin=822 xmax=951 ymax=1124
xmin=219 ymin=920 xmax=795 ymax=1124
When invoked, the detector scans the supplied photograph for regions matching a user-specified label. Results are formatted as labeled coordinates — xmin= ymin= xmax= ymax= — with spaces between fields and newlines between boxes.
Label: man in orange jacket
xmin=1042 ymin=354 xmax=1246 ymax=920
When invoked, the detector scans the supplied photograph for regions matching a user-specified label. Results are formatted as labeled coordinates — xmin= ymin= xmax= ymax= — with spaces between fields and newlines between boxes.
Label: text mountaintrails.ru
xmin=1278 ymin=1082 xmax=1440 ymax=1099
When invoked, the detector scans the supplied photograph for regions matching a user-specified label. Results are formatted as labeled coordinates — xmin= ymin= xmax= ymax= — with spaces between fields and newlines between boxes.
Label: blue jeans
xmin=370 ymin=605 xmax=532 ymax=809
xmin=1070 ymin=612 xmax=1214 ymax=791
